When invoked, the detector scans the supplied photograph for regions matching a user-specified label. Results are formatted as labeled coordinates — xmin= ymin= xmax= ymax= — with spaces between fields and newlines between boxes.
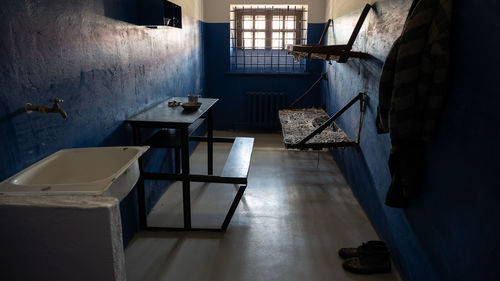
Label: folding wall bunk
xmin=278 ymin=75 xmax=367 ymax=150
xmin=286 ymin=4 xmax=371 ymax=63
xmin=278 ymin=4 xmax=372 ymax=150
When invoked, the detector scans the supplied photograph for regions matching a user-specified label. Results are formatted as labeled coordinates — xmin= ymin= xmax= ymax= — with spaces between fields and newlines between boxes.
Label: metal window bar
xmin=230 ymin=5 xmax=308 ymax=73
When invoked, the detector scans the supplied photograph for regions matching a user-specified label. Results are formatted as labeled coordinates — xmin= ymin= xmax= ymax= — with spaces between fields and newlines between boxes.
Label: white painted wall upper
xmin=173 ymin=1 xmax=376 ymax=27
xmin=203 ymin=0 xmax=326 ymax=23
xmin=173 ymin=0 xmax=204 ymax=21
xmin=325 ymin=0 xmax=375 ymax=20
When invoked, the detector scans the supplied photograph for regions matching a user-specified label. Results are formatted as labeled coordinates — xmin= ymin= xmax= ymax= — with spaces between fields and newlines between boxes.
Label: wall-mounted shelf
xmin=138 ymin=0 xmax=182 ymax=28
xmin=286 ymin=4 xmax=372 ymax=63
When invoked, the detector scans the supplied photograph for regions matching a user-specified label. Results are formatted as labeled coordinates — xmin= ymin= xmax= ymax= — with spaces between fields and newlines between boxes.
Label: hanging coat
xmin=377 ymin=0 xmax=452 ymax=208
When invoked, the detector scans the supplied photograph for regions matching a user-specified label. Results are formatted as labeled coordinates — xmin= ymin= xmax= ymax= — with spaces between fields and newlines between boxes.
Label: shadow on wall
xmin=323 ymin=1 xmax=439 ymax=280
xmin=0 ymin=108 xmax=25 ymax=123
xmin=330 ymin=147 xmax=393 ymax=239
xmin=101 ymin=123 xmax=134 ymax=148
xmin=103 ymin=0 xmax=138 ymax=24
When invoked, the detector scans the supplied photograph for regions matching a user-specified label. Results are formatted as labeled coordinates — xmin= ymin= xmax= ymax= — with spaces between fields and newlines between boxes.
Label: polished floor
xmin=125 ymin=132 xmax=399 ymax=281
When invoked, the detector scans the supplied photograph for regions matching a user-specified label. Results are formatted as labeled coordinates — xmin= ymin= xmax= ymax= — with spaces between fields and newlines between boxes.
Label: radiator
xmin=246 ymin=92 xmax=288 ymax=130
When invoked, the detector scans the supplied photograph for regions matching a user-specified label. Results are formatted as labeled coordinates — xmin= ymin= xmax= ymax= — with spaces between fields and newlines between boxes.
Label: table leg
xmin=181 ymin=127 xmax=191 ymax=229
xmin=174 ymin=147 xmax=181 ymax=174
xmin=208 ymin=108 xmax=214 ymax=175
xmin=133 ymin=126 xmax=147 ymax=229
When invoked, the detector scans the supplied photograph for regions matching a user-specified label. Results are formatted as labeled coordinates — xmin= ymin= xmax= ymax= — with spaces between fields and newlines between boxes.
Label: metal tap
xmin=25 ymin=98 xmax=68 ymax=119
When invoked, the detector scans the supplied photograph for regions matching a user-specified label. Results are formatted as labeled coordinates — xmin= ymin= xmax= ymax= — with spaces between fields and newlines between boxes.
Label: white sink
xmin=0 ymin=146 xmax=149 ymax=201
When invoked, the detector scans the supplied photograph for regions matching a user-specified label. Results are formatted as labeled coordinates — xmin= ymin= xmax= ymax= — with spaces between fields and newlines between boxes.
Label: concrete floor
xmin=125 ymin=132 xmax=399 ymax=281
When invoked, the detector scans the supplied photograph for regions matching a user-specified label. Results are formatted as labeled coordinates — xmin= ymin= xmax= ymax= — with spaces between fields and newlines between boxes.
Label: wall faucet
xmin=25 ymin=98 xmax=68 ymax=119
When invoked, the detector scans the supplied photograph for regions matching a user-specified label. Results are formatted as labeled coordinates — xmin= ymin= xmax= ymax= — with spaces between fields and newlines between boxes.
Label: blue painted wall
xmin=0 ymin=0 xmax=204 ymax=245
xmin=204 ymin=22 xmax=326 ymax=130
xmin=323 ymin=0 xmax=500 ymax=280
xmin=4 ymin=1 xmax=499 ymax=279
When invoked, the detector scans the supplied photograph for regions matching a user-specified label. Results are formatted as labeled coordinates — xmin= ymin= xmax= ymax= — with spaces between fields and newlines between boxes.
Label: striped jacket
xmin=377 ymin=0 xmax=452 ymax=144
xmin=377 ymin=0 xmax=452 ymax=208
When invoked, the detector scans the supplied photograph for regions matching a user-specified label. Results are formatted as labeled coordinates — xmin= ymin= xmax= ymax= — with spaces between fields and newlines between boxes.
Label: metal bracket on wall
xmin=287 ymin=72 xmax=328 ymax=109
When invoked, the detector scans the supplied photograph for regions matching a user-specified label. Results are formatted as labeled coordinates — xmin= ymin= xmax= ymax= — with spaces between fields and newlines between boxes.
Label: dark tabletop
xmin=126 ymin=97 xmax=218 ymax=127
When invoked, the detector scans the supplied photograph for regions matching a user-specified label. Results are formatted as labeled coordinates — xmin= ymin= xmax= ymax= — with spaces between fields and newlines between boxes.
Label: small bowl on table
xmin=181 ymin=102 xmax=202 ymax=112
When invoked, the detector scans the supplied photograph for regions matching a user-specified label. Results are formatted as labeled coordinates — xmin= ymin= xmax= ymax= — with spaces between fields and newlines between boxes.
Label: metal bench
xmin=219 ymin=137 xmax=254 ymax=231
xmin=142 ymin=136 xmax=255 ymax=232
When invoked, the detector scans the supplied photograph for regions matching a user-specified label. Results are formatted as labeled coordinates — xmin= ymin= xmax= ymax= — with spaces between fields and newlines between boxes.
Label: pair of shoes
xmin=339 ymin=241 xmax=391 ymax=274
xmin=338 ymin=240 xmax=387 ymax=259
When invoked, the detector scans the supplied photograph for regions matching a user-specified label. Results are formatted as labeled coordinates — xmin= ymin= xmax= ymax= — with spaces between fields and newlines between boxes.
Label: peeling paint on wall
xmin=323 ymin=1 xmax=500 ymax=280
xmin=322 ymin=1 xmax=437 ymax=280
xmin=0 ymin=0 xmax=205 ymax=244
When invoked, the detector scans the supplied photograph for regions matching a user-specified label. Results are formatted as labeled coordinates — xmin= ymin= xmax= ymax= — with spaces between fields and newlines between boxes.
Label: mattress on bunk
xmin=278 ymin=108 xmax=350 ymax=146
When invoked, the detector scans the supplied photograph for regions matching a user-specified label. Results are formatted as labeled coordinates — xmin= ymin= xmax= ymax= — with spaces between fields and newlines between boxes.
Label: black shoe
xmin=342 ymin=249 xmax=391 ymax=274
xmin=338 ymin=240 xmax=387 ymax=259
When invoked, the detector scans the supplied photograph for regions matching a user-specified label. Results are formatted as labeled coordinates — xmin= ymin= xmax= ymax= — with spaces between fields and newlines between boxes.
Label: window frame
xmin=234 ymin=9 xmax=305 ymax=50
xmin=229 ymin=5 xmax=308 ymax=73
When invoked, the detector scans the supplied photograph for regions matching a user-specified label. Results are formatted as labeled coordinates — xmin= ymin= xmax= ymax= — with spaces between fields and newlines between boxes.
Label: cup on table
xmin=188 ymin=94 xmax=200 ymax=103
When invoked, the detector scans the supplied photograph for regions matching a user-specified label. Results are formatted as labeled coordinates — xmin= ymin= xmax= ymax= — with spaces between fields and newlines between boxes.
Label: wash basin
xmin=0 ymin=146 xmax=149 ymax=201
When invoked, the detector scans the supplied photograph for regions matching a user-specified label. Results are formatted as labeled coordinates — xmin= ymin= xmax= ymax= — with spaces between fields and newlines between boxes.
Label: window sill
xmin=224 ymin=72 xmax=311 ymax=76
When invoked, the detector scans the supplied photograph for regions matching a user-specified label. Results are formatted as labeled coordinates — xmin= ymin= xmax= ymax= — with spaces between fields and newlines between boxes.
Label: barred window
xmin=230 ymin=5 xmax=308 ymax=73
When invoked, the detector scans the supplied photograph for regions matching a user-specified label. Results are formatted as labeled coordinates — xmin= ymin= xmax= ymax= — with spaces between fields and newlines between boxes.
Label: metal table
xmin=126 ymin=97 xmax=218 ymax=231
